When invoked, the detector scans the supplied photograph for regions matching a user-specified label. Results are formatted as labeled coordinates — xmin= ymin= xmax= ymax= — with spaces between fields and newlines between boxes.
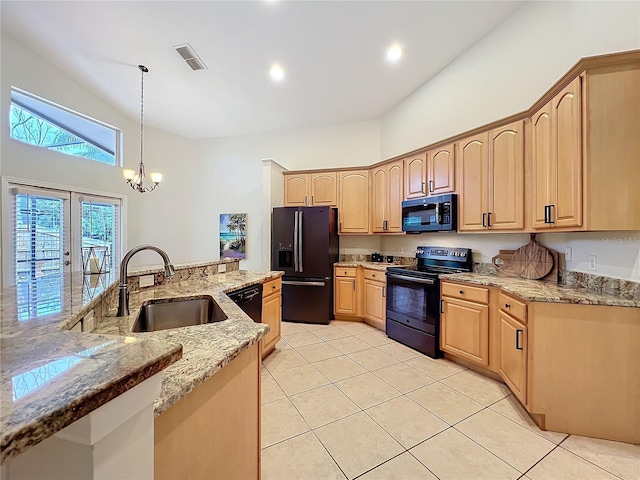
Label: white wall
xmin=381 ymin=1 xmax=640 ymax=158
xmin=378 ymin=1 xmax=640 ymax=281
xmin=0 ymin=31 xmax=200 ymax=269
xmin=189 ymin=120 xmax=380 ymax=271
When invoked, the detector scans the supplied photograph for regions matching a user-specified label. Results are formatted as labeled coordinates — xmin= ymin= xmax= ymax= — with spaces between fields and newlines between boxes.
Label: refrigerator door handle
xmin=293 ymin=210 xmax=299 ymax=272
xmin=282 ymin=280 xmax=326 ymax=287
xmin=298 ymin=210 xmax=304 ymax=272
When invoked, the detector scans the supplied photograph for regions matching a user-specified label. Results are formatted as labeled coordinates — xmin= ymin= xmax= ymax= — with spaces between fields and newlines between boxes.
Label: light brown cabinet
xmin=499 ymin=310 xmax=528 ymax=405
xmin=284 ymin=171 xmax=337 ymax=207
xmin=404 ymin=146 xmax=455 ymax=200
xmin=334 ymin=267 xmax=358 ymax=316
xmin=338 ymin=170 xmax=370 ymax=234
xmin=362 ymin=269 xmax=386 ymax=330
xmin=371 ymin=160 xmax=403 ymax=233
xmin=458 ymin=120 xmax=524 ymax=231
xmin=440 ymin=283 xmax=490 ymax=367
xmin=261 ymin=277 xmax=282 ymax=358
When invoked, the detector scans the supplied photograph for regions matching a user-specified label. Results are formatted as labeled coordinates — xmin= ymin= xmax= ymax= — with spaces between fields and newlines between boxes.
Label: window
xmin=3 ymin=181 xmax=123 ymax=319
xmin=10 ymin=87 xmax=120 ymax=166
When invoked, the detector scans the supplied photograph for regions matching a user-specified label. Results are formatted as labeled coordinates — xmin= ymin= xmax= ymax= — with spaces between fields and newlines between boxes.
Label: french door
xmin=3 ymin=182 xmax=122 ymax=318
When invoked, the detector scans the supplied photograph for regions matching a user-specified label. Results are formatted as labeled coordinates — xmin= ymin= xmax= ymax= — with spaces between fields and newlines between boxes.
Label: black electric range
xmin=385 ymin=246 xmax=472 ymax=358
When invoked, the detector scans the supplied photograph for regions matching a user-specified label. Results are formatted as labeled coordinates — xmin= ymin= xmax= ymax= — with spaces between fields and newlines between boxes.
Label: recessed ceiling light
xmin=386 ymin=44 xmax=402 ymax=63
xmin=270 ymin=63 xmax=285 ymax=81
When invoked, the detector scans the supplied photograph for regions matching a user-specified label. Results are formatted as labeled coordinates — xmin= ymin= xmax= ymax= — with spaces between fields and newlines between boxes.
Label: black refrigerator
xmin=272 ymin=206 xmax=339 ymax=324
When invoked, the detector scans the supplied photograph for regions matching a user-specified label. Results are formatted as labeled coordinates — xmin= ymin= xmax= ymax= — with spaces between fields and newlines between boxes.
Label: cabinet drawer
xmin=262 ymin=278 xmax=281 ymax=297
xmin=335 ymin=267 xmax=357 ymax=278
xmin=498 ymin=292 xmax=527 ymax=323
xmin=363 ymin=269 xmax=385 ymax=282
xmin=441 ymin=282 xmax=489 ymax=304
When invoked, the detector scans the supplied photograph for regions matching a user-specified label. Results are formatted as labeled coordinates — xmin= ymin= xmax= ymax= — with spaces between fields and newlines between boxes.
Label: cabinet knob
xmin=459 ymin=290 xmax=464 ymax=295
xmin=505 ymin=303 xmax=510 ymax=309
xmin=344 ymin=271 xmax=347 ymax=275
xmin=372 ymin=274 xmax=376 ymax=278
xmin=272 ymin=285 xmax=277 ymax=290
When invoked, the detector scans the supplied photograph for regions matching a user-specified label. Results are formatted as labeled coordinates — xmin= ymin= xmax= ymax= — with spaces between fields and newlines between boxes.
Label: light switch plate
xmin=139 ymin=274 xmax=155 ymax=288
xmin=218 ymin=263 xmax=227 ymax=273
xmin=589 ymin=255 xmax=597 ymax=271
xmin=565 ymin=247 xmax=572 ymax=262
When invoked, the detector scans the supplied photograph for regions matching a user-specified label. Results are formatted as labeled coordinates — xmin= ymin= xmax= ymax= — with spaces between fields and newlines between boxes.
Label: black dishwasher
xmin=228 ymin=284 xmax=262 ymax=323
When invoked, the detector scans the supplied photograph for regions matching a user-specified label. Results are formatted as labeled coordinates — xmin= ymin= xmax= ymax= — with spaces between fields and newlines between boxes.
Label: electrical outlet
xmin=589 ymin=255 xmax=597 ymax=271
xmin=354 ymin=245 xmax=359 ymax=252
xmin=139 ymin=274 xmax=155 ymax=288
xmin=218 ymin=263 xmax=226 ymax=273
xmin=399 ymin=247 xmax=404 ymax=254
xmin=565 ymin=247 xmax=572 ymax=262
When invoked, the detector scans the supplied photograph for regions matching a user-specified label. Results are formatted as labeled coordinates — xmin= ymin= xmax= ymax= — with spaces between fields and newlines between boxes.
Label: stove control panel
xmin=415 ymin=246 xmax=472 ymax=264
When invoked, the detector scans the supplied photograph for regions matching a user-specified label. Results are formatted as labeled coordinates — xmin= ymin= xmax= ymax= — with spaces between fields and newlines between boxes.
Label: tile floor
xmin=261 ymin=320 xmax=640 ymax=480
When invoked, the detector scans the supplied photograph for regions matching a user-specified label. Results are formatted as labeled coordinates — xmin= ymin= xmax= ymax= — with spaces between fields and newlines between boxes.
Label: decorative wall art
xmin=219 ymin=213 xmax=247 ymax=259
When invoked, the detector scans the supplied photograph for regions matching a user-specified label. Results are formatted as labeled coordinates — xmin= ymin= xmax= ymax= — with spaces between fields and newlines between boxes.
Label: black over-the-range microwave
xmin=401 ymin=194 xmax=457 ymax=233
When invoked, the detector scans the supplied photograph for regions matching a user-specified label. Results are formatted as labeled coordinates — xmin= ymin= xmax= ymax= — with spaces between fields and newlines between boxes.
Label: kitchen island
xmin=1 ymin=261 xmax=283 ymax=479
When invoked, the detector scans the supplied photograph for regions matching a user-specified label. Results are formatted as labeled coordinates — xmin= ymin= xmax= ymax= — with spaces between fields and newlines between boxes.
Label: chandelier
xmin=123 ymin=65 xmax=162 ymax=193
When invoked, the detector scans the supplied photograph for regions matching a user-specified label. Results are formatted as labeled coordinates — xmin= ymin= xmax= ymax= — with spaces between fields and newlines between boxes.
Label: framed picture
xmin=219 ymin=213 xmax=247 ymax=259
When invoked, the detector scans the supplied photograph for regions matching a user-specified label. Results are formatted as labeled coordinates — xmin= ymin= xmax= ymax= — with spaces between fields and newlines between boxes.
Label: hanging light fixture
xmin=123 ymin=65 xmax=162 ymax=193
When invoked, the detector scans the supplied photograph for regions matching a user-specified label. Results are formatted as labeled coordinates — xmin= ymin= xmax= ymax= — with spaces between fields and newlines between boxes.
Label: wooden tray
xmin=492 ymin=248 xmax=559 ymax=284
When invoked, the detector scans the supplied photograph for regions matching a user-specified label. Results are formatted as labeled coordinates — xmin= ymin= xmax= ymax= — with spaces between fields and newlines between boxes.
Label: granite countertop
xmin=440 ymin=273 xmax=640 ymax=308
xmin=94 ymin=270 xmax=283 ymax=415
xmin=334 ymin=261 xmax=408 ymax=272
xmin=0 ymin=272 xmax=182 ymax=465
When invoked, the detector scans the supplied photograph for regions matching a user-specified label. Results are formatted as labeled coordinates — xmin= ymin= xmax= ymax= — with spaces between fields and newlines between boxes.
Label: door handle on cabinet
xmin=421 ymin=182 xmax=426 ymax=194
xmin=487 ymin=212 xmax=492 ymax=227
xmin=516 ymin=329 xmax=523 ymax=350
xmin=382 ymin=286 xmax=386 ymax=297
xmin=548 ymin=205 xmax=555 ymax=224
xmin=304 ymin=195 xmax=308 ymax=206
xmin=352 ymin=280 xmax=356 ymax=290
xmin=482 ymin=213 xmax=487 ymax=228
xmin=429 ymin=180 xmax=434 ymax=193
xmin=544 ymin=205 xmax=550 ymax=224
xmin=311 ymin=195 xmax=314 ymax=205
xmin=440 ymin=299 xmax=444 ymax=314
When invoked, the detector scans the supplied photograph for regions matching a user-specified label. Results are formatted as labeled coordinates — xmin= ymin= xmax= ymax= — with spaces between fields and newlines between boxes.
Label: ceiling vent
xmin=173 ymin=43 xmax=207 ymax=71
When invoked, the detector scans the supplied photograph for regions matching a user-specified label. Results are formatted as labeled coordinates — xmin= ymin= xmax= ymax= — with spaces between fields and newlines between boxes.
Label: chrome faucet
xmin=116 ymin=244 xmax=175 ymax=317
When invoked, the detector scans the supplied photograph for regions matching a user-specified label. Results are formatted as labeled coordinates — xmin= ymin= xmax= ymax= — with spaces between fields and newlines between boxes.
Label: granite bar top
xmin=334 ymin=261 xmax=408 ymax=272
xmin=0 ymin=272 xmax=182 ymax=465
xmin=440 ymin=273 xmax=640 ymax=308
xmin=94 ymin=270 xmax=283 ymax=415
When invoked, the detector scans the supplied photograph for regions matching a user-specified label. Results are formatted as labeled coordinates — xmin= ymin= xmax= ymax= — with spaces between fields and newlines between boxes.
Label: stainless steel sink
xmin=131 ymin=296 xmax=228 ymax=332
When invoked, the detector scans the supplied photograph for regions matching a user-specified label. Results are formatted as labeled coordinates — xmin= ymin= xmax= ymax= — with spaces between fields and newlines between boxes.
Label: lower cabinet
xmin=499 ymin=310 xmax=528 ymax=405
xmin=441 ymin=295 xmax=490 ymax=366
xmin=363 ymin=268 xmax=386 ymax=330
xmin=334 ymin=267 xmax=358 ymax=317
xmin=261 ymin=277 xmax=282 ymax=358
xmin=155 ymin=343 xmax=260 ymax=480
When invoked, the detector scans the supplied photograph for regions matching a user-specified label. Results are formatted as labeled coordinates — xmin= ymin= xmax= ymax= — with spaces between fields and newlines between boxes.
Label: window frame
xmin=9 ymin=86 xmax=123 ymax=167
xmin=1 ymin=176 xmax=127 ymax=288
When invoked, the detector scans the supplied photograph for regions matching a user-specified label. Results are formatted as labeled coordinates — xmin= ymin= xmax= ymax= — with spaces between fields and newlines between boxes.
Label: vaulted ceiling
xmin=2 ymin=1 xmax=525 ymax=139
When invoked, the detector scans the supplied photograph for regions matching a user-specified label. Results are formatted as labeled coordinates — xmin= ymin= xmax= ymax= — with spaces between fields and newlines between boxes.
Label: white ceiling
xmin=1 ymin=1 xmax=525 ymax=140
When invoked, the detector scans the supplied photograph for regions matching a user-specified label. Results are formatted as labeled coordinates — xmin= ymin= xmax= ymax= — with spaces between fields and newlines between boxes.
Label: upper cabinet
xmin=428 ymin=144 xmax=456 ymax=196
xmin=458 ymin=121 xmax=524 ymax=231
xmin=338 ymin=170 xmax=370 ymax=234
xmin=284 ymin=172 xmax=337 ymax=207
xmin=371 ymin=160 xmax=403 ymax=233
xmin=532 ymin=77 xmax=582 ymax=229
xmin=404 ymin=146 xmax=455 ymax=200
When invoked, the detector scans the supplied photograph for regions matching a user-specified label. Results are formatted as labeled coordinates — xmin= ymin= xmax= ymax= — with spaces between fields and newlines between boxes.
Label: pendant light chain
xmin=140 ymin=65 xmax=144 ymax=166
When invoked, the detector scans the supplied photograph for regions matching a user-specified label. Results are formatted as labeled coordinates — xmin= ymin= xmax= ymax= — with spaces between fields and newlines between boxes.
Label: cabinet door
xmin=552 ymin=76 xmax=583 ymax=228
xmin=532 ymin=104 xmax=554 ymax=229
xmin=441 ymin=297 xmax=489 ymax=366
xmin=458 ymin=133 xmax=489 ymax=231
xmin=489 ymin=121 xmax=524 ymax=230
xmin=334 ymin=277 xmax=357 ymax=315
xmin=499 ymin=311 xmax=527 ymax=405
xmin=363 ymin=280 xmax=385 ymax=328
xmin=404 ymin=153 xmax=427 ymax=199
xmin=386 ymin=160 xmax=404 ymax=232
xmin=371 ymin=166 xmax=387 ymax=233
xmin=338 ymin=170 xmax=370 ymax=233
xmin=261 ymin=292 xmax=281 ymax=357
xmin=310 ymin=172 xmax=338 ymax=206
xmin=428 ymin=144 xmax=455 ymax=195
xmin=284 ymin=174 xmax=309 ymax=206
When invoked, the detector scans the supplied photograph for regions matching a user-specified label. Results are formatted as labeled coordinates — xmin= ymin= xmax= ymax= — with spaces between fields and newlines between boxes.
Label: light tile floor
xmin=262 ymin=321 xmax=640 ymax=480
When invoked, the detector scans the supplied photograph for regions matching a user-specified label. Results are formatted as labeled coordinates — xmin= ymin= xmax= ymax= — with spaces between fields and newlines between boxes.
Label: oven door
xmin=385 ymin=272 xmax=440 ymax=335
